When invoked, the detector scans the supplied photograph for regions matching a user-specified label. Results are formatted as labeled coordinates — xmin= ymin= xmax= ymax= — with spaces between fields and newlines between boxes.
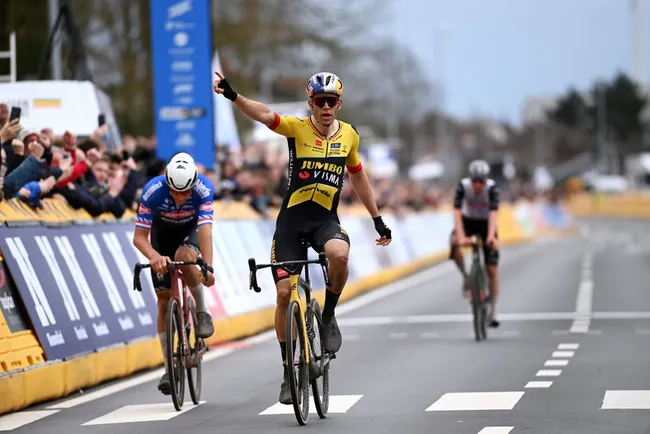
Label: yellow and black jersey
xmin=269 ymin=113 xmax=363 ymax=219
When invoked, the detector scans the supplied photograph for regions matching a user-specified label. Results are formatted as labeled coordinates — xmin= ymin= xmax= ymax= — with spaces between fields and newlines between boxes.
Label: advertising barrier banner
xmin=0 ymin=259 xmax=29 ymax=333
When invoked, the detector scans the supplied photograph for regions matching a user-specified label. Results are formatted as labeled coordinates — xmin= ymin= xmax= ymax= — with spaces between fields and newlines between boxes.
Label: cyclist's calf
xmin=156 ymin=290 xmax=171 ymax=333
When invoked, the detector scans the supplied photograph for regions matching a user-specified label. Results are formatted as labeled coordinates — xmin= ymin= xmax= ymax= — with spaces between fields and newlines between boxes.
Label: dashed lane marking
xmin=259 ymin=395 xmax=363 ymax=415
xmin=0 ymin=411 xmax=60 ymax=431
xmin=82 ymin=402 xmax=205 ymax=425
xmin=425 ymin=392 xmax=525 ymax=411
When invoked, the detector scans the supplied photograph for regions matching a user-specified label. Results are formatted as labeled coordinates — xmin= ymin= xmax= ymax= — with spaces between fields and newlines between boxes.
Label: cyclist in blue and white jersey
xmin=133 ymin=152 xmax=216 ymax=395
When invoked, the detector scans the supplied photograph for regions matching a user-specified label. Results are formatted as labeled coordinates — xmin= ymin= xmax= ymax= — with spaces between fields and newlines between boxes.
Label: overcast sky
xmin=388 ymin=0 xmax=649 ymax=126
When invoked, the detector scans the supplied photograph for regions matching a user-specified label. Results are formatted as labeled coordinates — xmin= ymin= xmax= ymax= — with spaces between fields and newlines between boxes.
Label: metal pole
xmin=9 ymin=32 xmax=16 ymax=82
xmin=632 ymin=0 xmax=645 ymax=89
xmin=48 ymin=0 xmax=62 ymax=80
xmin=597 ymin=83 xmax=608 ymax=173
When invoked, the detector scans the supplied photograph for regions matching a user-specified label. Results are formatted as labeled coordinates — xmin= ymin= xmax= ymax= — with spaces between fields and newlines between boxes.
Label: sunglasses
xmin=471 ymin=178 xmax=486 ymax=185
xmin=312 ymin=96 xmax=339 ymax=108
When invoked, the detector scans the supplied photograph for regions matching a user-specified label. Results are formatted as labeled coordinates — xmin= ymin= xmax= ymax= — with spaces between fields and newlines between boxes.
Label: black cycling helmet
xmin=468 ymin=159 xmax=490 ymax=180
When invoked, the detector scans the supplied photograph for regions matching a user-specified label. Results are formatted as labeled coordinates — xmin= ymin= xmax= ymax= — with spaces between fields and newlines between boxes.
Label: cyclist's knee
xmin=324 ymin=240 xmax=349 ymax=269
xmin=276 ymin=280 xmax=291 ymax=307
xmin=174 ymin=246 xmax=198 ymax=262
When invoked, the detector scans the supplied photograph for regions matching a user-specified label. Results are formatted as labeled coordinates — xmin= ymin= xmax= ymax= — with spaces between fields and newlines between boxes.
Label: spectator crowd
xmin=0 ymin=103 xmax=540 ymax=220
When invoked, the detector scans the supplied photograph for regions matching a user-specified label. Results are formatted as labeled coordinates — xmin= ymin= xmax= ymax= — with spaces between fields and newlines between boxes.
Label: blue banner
xmin=0 ymin=224 xmax=158 ymax=361
xmin=150 ymin=0 xmax=215 ymax=168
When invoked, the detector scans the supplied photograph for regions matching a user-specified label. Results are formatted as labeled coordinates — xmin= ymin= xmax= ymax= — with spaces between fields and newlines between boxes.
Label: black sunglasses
xmin=312 ymin=96 xmax=339 ymax=108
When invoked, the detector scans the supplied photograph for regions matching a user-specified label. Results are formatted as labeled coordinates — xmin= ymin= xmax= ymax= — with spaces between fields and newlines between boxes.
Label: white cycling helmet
xmin=468 ymin=159 xmax=490 ymax=179
xmin=165 ymin=152 xmax=198 ymax=192
xmin=305 ymin=72 xmax=344 ymax=98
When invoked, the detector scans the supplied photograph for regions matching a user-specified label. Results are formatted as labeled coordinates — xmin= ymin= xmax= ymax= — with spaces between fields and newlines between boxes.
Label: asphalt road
xmin=2 ymin=217 xmax=650 ymax=434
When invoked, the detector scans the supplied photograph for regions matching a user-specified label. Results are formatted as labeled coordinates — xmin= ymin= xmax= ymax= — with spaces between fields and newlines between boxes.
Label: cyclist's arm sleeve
xmin=197 ymin=178 xmax=215 ymax=226
xmin=453 ymin=182 xmax=464 ymax=209
xmin=135 ymin=180 xmax=162 ymax=231
xmin=268 ymin=114 xmax=297 ymax=137
xmin=345 ymin=129 xmax=363 ymax=173
xmin=489 ymin=185 xmax=500 ymax=210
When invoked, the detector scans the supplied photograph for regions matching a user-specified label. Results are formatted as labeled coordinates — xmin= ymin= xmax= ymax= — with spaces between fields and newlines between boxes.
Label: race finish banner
xmin=150 ymin=0 xmax=215 ymax=168
xmin=0 ymin=225 xmax=159 ymax=361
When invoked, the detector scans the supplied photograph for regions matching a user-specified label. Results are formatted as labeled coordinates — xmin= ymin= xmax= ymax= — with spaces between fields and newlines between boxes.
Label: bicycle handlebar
xmin=247 ymin=252 xmax=331 ymax=293
xmin=133 ymin=258 xmax=214 ymax=292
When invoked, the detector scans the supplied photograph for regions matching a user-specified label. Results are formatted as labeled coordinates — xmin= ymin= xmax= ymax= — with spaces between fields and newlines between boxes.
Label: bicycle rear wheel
xmin=166 ymin=297 xmax=186 ymax=410
xmin=286 ymin=300 xmax=309 ymax=425
xmin=186 ymin=297 xmax=202 ymax=405
xmin=308 ymin=299 xmax=329 ymax=418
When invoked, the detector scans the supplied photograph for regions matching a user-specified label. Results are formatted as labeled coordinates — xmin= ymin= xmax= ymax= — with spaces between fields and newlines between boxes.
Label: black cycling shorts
xmin=270 ymin=218 xmax=350 ymax=283
xmin=150 ymin=223 xmax=200 ymax=290
xmin=450 ymin=216 xmax=499 ymax=266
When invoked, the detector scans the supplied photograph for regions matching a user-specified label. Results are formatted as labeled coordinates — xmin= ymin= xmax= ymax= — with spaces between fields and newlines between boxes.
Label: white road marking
xmin=601 ymin=390 xmax=650 ymax=409
xmin=525 ymin=381 xmax=552 ymax=388
xmin=478 ymin=428 xmax=514 ymax=434
xmin=82 ymin=402 xmax=205 ymax=425
xmin=389 ymin=332 xmax=408 ymax=339
xmin=544 ymin=359 xmax=569 ymax=367
xmin=585 ymin=329 xmax=603 ymax=335
xmin=570 ymin=250 xmax=594 ymax=333
xmin=501 ymin=330 xmax=520 ymax=337
xmin=420 ymin=331 xmax=440 ymax=339
xmin=558 ymin=343 xmax=580 ymax=350
xmin=0 ymin=410 xmax=60 ymax=431
xmin=552 ymin=350 xmax=575 ymax=358
xmin=259 ymin=395 xmax=363 ymax=415
xmin=425 ymin=392 xmax=524 ymax=411
xmin=536 ymin=369 xmax=562 ymax=377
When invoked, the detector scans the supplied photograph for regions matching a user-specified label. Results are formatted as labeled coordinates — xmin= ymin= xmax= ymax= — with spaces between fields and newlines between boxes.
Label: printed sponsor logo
xmin=142 ymin=180 xmax=163 ymax=201
xmin=138 ymin=204 xmax=151 ymax=215
xmin=200 ymin=202 xmax=214 ymax=212
xmin=195 ymin=179 xmax=211 ymax=199
xmin=300 ymin=160 xmax=343 ymax=175
xmin=277 ymin=268 xmax=288 ymax=278
xmin=161 ymin=209 xmax=196 ymax=219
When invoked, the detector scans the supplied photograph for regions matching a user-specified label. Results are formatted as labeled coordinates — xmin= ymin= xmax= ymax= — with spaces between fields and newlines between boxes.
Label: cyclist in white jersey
xmin=449 ymin=160 xmax=501 ymax=327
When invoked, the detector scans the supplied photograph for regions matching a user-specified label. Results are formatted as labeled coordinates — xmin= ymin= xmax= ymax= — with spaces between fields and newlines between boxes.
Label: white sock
xmin=159 ymin=332 xmax=168 ymax=371
xmin=190 ymin=284 xmax=208 ymax=313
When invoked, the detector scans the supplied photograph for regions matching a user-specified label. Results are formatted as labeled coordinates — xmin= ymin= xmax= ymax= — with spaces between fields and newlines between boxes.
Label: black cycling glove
xmin=372 ymin=216 xmax=392 ymax=239
xmin=218 ymin=77 xmax=238 ymax=102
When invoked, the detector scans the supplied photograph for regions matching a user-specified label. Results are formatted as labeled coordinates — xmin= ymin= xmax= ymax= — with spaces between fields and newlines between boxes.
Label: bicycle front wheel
xmin=186 ymin=297 xmax=202 ymax=405
xmin=166 ymin=297 xmax=186 ymax=410
xmin=308 ymin=298 xmax=329 ymax=418
xmin=469 ymin=264 xmax=484 ymax=342
xmin=286 ymin=300 xmax=309 ymax=425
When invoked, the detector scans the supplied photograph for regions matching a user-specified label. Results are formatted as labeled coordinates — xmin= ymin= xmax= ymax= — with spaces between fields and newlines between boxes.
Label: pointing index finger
xmin=214 ymin=71 xmax=224 ymax=79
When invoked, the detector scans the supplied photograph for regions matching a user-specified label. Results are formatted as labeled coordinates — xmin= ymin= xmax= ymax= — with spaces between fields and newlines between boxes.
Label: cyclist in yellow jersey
xmin=213 ymin=70 xmax=392 ymax=405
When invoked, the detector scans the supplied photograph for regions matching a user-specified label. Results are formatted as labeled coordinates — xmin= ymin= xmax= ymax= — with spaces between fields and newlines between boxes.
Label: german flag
xmin=32 ymin=99 xmax=61 ymax=108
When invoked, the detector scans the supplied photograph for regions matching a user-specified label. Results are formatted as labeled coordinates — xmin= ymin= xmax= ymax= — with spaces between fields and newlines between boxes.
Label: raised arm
xmin=212 ymin=71 xmax=276 ymax=127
